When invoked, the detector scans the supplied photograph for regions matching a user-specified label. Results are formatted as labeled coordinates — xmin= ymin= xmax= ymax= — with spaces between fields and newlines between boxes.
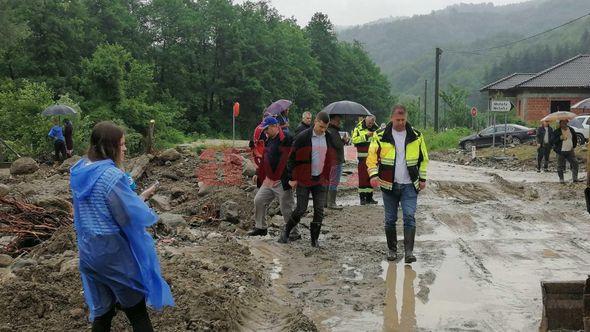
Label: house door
xmin=550 ymin=100 xmax=571 ymax=113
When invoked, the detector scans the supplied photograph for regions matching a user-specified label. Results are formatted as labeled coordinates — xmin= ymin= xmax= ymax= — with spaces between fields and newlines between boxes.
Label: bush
xmin=421 ymin=127 xmax=472 ymax=151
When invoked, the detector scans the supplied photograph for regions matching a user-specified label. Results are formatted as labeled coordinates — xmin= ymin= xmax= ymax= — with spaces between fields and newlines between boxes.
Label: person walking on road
xmin=70 ymin=121 xmax=174 ymax=332
xmin=295 ymin=111 xmax=312 ymax=136
xmin=352 ymin=115 xmax=380 ymax=205
xmin=552 ymin=119 xmax=580 ymax=183
xmin=48 ymin=118 xmax=67 ymax=163
xmin=325 ymin=114 xmax=348 ymax=210
xmin=536 ymin=121 xmax=553 ymax=172
xmin=367 ymin=105 xmax=429 ymax=263
xmin=278 ymin=111 xmax=336 ymax=247
xmin=248 ymin=116 xmax=300 ymax=239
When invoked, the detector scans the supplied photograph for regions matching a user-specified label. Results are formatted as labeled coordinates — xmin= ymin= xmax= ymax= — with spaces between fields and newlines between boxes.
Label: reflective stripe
xmin=357 ymin=152 xmax=368 ymax=157
xmin=358 ymin=187 xmax=373 ymax=193
xmin=381 ymin=160 xmax=394 ymax=166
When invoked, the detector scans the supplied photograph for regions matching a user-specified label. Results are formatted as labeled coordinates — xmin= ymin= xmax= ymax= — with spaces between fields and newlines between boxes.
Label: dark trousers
xmin=54 ymin=140 xmax=67 ymax=162
xmin=536 ymin=145 xmax=550 ymax=170
xmin=91 ymin=299 xmax=153 ymax=332
xmin=357 ymin=157 xmax=373 ymax=194
xmin=290 ymin=184 xmax=327 ymax=226
xmin=557 ymin=150 xmax=579 ymax=181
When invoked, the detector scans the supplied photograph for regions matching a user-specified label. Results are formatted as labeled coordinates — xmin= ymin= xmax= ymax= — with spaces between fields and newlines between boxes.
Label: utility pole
xmin=424 ymin=80 xmax=427 ymax=128
xmin=434 ymin=47 xmax=442 ymax=132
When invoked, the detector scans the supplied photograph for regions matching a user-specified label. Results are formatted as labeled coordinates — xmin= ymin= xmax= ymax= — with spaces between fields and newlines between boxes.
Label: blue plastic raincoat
xmin=70 ymin=158 xmax=174 ymax=320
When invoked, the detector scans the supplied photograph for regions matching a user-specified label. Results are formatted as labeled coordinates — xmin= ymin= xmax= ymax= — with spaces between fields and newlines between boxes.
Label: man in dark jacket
xmin=551 ymin=119 xmax=580 ymax=183
xmin=278 ymin=111 xmax=336 ymax=247
xmin=325 ymin=114 xmax=348 ymax=210
xmin=294 ymin=111 xmax=312 ymax=136
xmin=248 ymin=117 xmax=299 ymax=238
xmin=536 ymin=121 xmax=553 ymax=172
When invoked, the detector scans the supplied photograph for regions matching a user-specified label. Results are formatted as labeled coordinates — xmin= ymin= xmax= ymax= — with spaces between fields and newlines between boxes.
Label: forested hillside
xmin=338 ymin=0 xmax=590 ymax=126
xmin=0 ymin=0 xmax=392 ymax=157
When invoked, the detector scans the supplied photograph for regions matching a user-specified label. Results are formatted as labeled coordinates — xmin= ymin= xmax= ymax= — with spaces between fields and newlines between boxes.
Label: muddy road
xmin=242 ymin=160 xmax=590 ymax=331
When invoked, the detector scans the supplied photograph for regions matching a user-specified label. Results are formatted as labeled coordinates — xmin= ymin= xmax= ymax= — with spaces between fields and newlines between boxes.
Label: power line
xmin=449 ymin=11 xmax=590 ymax=54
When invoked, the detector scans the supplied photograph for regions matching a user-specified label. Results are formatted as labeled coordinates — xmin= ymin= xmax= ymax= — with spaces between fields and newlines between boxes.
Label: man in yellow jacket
xmin=367 ymin=105 xmax=428 ymax=263
xmin=351 ymin=115 xmax=380 ymax=205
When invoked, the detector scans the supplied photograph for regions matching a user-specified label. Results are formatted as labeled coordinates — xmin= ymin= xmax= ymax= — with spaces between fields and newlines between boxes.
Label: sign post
xmin=490 ymin=100 xmax=515 ymax=152
xmin=232 ymin=102 xmax=240 ymax=147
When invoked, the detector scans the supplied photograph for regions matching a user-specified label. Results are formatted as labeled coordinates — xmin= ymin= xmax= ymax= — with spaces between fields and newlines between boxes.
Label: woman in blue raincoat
xmin=70 ymin=121 xmax=174 ymax=331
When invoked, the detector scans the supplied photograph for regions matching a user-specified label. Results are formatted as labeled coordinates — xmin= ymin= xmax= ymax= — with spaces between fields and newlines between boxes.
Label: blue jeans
xmin=382 ymin=184 xmax=417 ymax=229
xmin=328 ymin=163 xmax=343 ymax=191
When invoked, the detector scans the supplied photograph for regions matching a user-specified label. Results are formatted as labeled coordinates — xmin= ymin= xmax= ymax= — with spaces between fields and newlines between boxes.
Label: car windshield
xmin=569 ymin=117 xmax=585 ymax=128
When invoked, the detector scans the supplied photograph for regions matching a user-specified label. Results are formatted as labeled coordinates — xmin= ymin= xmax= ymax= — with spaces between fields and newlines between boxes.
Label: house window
xmin=550 ymin=100 xmax=571 ymax=113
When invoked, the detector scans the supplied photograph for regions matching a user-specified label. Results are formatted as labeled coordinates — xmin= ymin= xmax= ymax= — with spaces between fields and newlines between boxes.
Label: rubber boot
xmin=573 ymin=169 xmax=581 ymax=183
xmin=310 ymin=222 xmax=322 ymax=247
xmin=385 ymin=227 xmax=397 ymax=261
xmin=359 ymin=193 xmax=367 ymax=205
xmin=289 ymin=224 xmax=302 ymax=241
xmin=558 ymin=171 xmax=565 ymax=184
xmin=247 ymin=228 xmax=268 ymax=236
xmin=366 ymin=192 xmax=378 ymax=205
xmin=404 ymin=227 xmax=417 ymax=264
xmin=278 ymin=219 xmax=297 ymax=244
xmin=327 ymin=190 xmax=343 ymax=210
xmin=122 ymin=299 xmax=154 ymax=332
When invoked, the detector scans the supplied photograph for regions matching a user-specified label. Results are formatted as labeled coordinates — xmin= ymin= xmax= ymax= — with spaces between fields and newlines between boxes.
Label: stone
xmin=242 ymin=159 xmax=257 ymax=177
xmin=150 ymin=194 xmax=171 ymax=212
xmin=10 ymin=157 xmax=39 ymax=175
xmin=128 ymin=155 xmax=151 ymax=180
xmin=10 ymin=258 xmax=37 ymax=272
xmin=0 ymin=184 xmax=9 ymax=198
xmin=60 ymin=258 xmax=79 ymax=273
xmin=220 ymin=200 xmax=239 ymax=224
xmin=162 ymin=171 xmax=180 ymax=181
xmin=160 ymin=148 xmax=181 ymax=162
xmin=158 ymin=213 xmax=188 ymax=229
xmin=69 ymin=308 xmax=85 ymax=320
xmin=229 ymin=154 xmax=244 ymax=166
xmin=58 ymin=155 xmax=81 ymax=173
xmin=197 ymin=182 xmax=213 ymax=197
xmin=30 ymin=195 xmax=73 ymax=213
xmin=0 ymin=254 xmax=13 ymax=268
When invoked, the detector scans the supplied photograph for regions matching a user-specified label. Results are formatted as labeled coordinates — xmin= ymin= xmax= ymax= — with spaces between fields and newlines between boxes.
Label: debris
xmin=159 ymin=148 xmax=181 ymax=162
xmin=150 ymin=194 xmax=171 ymax=212
xmin=220 ymin=200 xmax=240 ymax=224
xmin=10 ymin=157 xmax=39 ymax=175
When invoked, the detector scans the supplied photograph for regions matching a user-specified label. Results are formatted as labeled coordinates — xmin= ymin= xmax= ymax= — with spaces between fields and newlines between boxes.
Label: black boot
xmin=310 ymin=222 xmax=322 ymax=247
xmin=359 ymin=193 xmax=367 ymax=205
xmin=327 ymin=190 xmax=343 ymax=210
xmin=558 ymin=171 xmax=565 ymax=184
xmin=404 ymin=227 xmax=417 ymax=264
xmin=385 ymin=227 xmax=397 ymax=261
xmin=122 ymin=299 xmax=154 ymax=332
xmin=278 ymin=219 xmax=297 ymax=244
xmin=366 ymin=192 xmax=378 ymax=205
xmin=247 ymin=228 xmax=268 ymax=236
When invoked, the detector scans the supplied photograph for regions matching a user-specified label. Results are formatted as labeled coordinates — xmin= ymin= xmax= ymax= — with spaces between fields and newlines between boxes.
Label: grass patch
xmin=421 ymin=127 xmax=472 ymax=151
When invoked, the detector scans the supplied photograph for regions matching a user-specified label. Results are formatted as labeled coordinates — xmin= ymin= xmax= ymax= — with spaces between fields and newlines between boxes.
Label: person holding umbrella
xmin=352 ymin=115 xmax=380 ymax=205
xmin=48 ymin=117 xmax=67 ymax=163
xmin=551 ymin=119 xmax=580 ymax=183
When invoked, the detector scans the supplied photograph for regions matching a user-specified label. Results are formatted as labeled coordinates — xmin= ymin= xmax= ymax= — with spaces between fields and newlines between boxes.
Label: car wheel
xmin=463 ymin=141 xmax=474 ymax=151
xmin=511 ymin=137 xmax=521 ymax=145
xmin=576 ymin=133 xmax=586 ymax=146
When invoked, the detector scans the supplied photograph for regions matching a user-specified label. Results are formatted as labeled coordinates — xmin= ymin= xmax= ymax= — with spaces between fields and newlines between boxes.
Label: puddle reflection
xmin=383 ymin=263 xmax=416 ymax=332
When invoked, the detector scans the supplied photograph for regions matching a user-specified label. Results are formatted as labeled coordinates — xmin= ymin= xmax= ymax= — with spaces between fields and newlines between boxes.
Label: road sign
xmin=470 ymin=107 xmax=478 ymax=117
xmin=491 ymin=100 xmax=515 ymax=112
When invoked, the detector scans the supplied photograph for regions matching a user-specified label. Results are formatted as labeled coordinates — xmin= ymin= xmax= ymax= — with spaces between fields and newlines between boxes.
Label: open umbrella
xmin=540 ymin=111 xmax=577 ymax=123
xmin=572 ymin=98 xmax=590 ymax=110
xmin=42 ymin=104 xmax=77 ymax=116
xmin=322 ymin=100 xmax=371 ymax=116
xmin=264 ymin=99 xmax=292 ymax=116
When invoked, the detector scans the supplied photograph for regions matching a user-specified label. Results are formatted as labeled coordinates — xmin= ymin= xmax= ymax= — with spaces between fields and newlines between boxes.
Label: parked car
xmin=459 ymin=124 xmax=536 ymax=150
xmin=567 ymin=115 xmax=589 ymax=145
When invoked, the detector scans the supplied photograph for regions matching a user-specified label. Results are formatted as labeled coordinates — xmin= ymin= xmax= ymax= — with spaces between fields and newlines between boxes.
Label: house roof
xmin=480 ymin=73 xmax=536 ymax=91
xmin=516 ymin=54 xmax=590 ymax=88
xmin=480 ymin=54 xmax=590 ymax=92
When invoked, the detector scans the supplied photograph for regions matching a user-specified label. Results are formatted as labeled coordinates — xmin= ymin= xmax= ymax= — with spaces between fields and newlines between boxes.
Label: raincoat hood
xmin=70 ymin=158 xmax=117 ymax=199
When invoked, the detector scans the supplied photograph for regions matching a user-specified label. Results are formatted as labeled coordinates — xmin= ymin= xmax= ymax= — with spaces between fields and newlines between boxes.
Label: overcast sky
xmin=233 ymin=0 xmax=530 ymax=26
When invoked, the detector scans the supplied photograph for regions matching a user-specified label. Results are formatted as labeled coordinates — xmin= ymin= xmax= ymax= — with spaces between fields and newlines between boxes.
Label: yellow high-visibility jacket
xmin=351 ymin=120 xmax=380 ymax=158
xmin=366 ymin=122 xmax=429 ymax=192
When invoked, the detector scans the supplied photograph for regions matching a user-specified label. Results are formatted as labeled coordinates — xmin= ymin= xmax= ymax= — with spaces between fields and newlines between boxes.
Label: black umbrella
xmin=322 ymin=101 xmax=372 ymax=116
xmin=42 ymin=104 xmax=77 ymax=116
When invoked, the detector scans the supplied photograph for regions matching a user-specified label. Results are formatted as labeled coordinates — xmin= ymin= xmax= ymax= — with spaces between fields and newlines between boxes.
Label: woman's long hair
xmin=87 ymin=121 xmax=124 ymax=167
